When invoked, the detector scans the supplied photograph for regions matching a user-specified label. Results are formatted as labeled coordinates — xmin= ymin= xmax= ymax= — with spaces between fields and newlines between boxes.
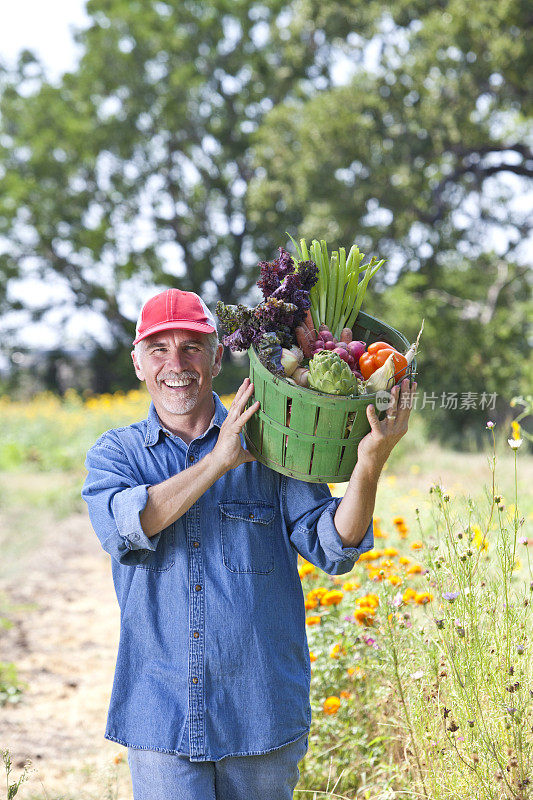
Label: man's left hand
xmin=357 ymin=379 xmax=417 ymax=471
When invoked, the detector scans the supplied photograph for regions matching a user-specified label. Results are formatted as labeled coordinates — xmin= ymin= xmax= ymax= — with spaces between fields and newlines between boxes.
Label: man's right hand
xmin=210 ymin=378 xmax=260 ymax=472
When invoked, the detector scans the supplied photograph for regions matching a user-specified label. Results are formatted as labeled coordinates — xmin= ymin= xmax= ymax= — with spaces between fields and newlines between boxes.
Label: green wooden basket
xmin=243 ymin=311 xmax=415 ymax=483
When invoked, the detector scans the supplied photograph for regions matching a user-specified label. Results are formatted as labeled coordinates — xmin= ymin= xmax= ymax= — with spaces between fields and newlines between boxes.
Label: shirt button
xmin=193 ymin=541 xmax=200 ymax=548
xmin=249 ymin=512 xmax=254 ymax=519
xmin=192 ymin=677 xmax=198 ymax=684
xmin=193 ymin=631 xmax=199 ymax=639
xmin=195 ymin=584 xmax=202 ymax=592
xmin=189 ymin=454 xmax=195 ymax=462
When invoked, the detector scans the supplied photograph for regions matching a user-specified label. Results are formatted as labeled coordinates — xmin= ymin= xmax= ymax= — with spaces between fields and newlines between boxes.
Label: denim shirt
xmin=81 ymin=392 xmax=374 ymax=761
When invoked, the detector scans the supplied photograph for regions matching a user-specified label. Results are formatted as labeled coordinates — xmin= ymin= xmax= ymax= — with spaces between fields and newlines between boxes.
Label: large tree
xmin=246 ymin=0 xmax=532 ymax=435
xmin=0 ymin=0 xmax=362 ymax=357
xmin=0 ymin=0 xmax=530 ymax=409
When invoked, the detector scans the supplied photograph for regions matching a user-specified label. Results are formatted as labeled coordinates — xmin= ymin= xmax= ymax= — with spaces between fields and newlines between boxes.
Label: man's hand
xmin=357 ymin=378 xmax=417 ymax=471
xmin=211 ymin=378 xmax=260 ymax=472
xmin=334 ymin=378 xmax=417 ymax=547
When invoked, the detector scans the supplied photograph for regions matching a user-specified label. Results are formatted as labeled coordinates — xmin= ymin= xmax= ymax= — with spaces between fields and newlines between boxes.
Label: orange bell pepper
xmin=359 ymin=342 xmax=408 ymax=382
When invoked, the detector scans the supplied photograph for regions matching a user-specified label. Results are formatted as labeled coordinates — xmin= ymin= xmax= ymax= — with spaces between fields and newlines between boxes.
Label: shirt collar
xmin=144 ymin=392 xmax=228 ymax=447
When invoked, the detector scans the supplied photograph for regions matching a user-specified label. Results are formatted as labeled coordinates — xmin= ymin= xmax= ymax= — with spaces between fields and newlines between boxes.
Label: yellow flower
xmin=329 ymin=643 xmax=345 ymax=658
xmin=113 ymin=753 xmax=123 ymax=764
xmin=321 ymin=590 xmax=344 ymax=606
xmin=323 ymin=696 xmax=341 ymax=715
xmin=309 ymin=652 xmax=317 ymax=662
xmin=306 ymin=615 xmax=321 ymax=626
xmin=415 ymin=592 xmax=433 ymax=605
xmin=388 ymin=575 xmax=403 ymax=586
xmin=402 ymin=588 xmax=418 ymax=603
xmin=384 ymin=547 xmax=399 ymax=557
xmin=399 ymin=556 xmax=411 ymax=565
xmin=511 ymin=420 xmax=521 ymax=441
xmin=340 ymin=690 xmax=352 ymax=699
xmin=347 ymin=667 xmax=355 ymax=676
xmin=393 ymin=516 xmax=405 ymax=525
xmin=410 ymin=541 xmax=423 ymax=550
xmin=406 ymin=564 xmax=424 ymax=575
xmin=342 ymin=580 xmax=360 ymax=591
xmin=471 ymin=526 xmax=488 ymax=552
xmin=513 ymin=559 xmax=522 ymax=572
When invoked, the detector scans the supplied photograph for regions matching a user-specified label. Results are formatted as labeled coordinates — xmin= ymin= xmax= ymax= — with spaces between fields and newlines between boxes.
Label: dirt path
xmin=1 ymin=510 xmax=132 ymax=799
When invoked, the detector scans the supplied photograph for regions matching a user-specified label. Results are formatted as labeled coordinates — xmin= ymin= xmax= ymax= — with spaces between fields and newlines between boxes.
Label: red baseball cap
xmin=132 ymin=289 xmax=217 ymax=345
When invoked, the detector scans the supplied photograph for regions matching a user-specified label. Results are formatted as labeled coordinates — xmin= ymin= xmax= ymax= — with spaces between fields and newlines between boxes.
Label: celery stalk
xmin=327 ymin=251 xmax=339 ymax=330
xmin=332 ymin=247 xmax=347 ymax=338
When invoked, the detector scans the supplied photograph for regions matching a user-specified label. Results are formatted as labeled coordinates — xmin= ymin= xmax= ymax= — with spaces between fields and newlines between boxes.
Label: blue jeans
xmin=127 ymin=733 xmax=309 ymax=800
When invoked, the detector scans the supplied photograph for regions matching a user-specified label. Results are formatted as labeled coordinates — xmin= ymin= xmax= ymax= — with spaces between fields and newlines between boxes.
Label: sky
xmin=0 ymin=0 xmax=89 ymax=81
xmin=0 ymin=0 xmax=108 ymax=352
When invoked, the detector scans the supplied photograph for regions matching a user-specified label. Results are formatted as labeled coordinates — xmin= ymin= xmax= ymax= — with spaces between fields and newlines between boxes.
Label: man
xmin=82 ymin=288 xmax=416 ymax=800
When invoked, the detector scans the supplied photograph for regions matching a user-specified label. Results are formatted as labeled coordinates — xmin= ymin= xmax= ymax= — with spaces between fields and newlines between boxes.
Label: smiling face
xmin=131 ymin=329 xmax=223 ymax=434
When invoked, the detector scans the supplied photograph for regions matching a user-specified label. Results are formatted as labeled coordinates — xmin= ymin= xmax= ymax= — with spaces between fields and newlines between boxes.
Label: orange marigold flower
xmin=354 ymin=607 xmax=375 ymax=626
xmin=411 ymin=541 xmax=423 ymax=550
xmin=356 ymin=593 xmax=379 ymax=608
xmin=359 ymin=549 xmax=383 ymax=561
xmin=347 ymin=667 xmax=355 ymax=676
xmin=406 ymin=564 xmax=424 ymax=575
xmin=307 ymin=587 xmax=328 ymax=603
xmin=393 ymin=516 xmax=405 ymax=525
xmin=399 ymin=556 xmax=411 ymax=565
xmin=298 ymin=562 xmax=316 ymax=578
xmin=306 ymin=615 xmax=321 ymax=626
xmin=340 ymin=690 xmax=352 ymax=699
xmin=309 ymin=651 xmax=317 ymax=662
xmin=323 ymin=696 xmax=341 ymax=715
xmin=321 ymin=590 xmax=344 ymax=606
xmin=305 ymin=598 xmax=318 ymax=610
xmin=402 ymin=588 xmax=418 ymax=603
xmin=388 ymin=575 xmax=402 ymax=586
xmin=415 ymin=592 xmax=433 ymax=605
xmin=113 ymin=754 xmax=123 ymax=764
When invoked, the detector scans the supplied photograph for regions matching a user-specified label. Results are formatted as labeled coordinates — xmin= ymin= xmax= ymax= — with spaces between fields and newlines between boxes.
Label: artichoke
xmin=308 ymin=351 xmax=358 ymax=396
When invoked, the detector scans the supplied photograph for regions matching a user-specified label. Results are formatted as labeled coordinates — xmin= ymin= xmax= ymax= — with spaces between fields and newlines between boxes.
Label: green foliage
xmin=0 ymin=0 xmax=530 ymax=427
xmin=0 ymin=0 xmax=348 ymax=346
xmin=361 ymin=261 xmax=532 ymax=448
xmin=0 ymin=663 xmax=25 ymax=707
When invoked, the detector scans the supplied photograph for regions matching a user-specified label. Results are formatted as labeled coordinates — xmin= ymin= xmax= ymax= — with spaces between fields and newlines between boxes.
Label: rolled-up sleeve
xmin=281 ymin=475 xmax=374 ymax=575
xmin=82 ymin=435 xmax=162 ymax=565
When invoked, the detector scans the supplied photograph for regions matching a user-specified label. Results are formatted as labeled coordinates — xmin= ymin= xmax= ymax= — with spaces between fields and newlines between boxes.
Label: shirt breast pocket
xmin=219 ymin=502 xmax=276 ymax=574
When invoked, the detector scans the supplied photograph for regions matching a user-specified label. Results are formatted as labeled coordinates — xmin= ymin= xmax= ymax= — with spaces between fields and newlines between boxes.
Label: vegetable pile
xmin=216 ymin=237 xmax=421 ymax=397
